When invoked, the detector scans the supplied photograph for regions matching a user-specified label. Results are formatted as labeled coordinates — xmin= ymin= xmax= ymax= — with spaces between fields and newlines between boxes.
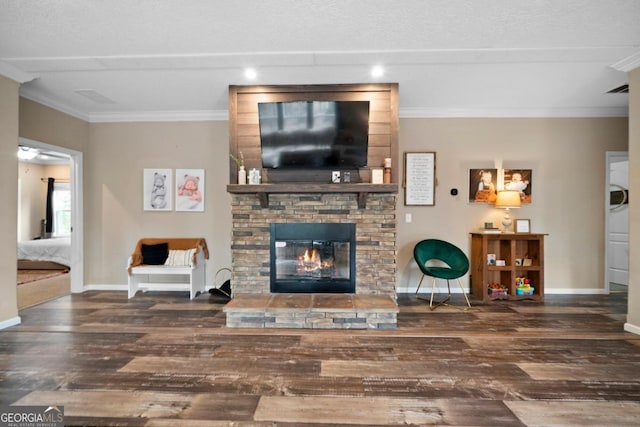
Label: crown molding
xmin=88 ymin=109 xmax=228 ymax=123
xmin=610 ymin=50 xmax=640 ymax=72
xmin=19 ymin=89 xmax=90 ymax=121
xmin=0 ymin=60 xmax=37 ymax=84
xmin=399 ymin=106 xmax=629 ymax=118
xmin=20 ymin=90 xmax=628 ymax=123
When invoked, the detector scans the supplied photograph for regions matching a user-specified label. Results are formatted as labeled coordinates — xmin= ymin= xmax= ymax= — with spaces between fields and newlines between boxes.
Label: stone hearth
xmin=226 ymin=190 xmax=398 ymax=329
xmin=224 ymin=294 xmax=398 ymax=329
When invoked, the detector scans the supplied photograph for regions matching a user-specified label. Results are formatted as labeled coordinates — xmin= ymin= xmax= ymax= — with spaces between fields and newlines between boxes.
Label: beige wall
xmin=396 ymin=118 xmax=628 ymax=292
xmin=85 ymin=121 xmax=231 ymax=285
xmin=20 ymin=98 xmax=88 ymax=152
xmin=0 ymin=76 xmax=20 ymax=325
xmin=18 ymin=162 xmax=45 ymax=241
xmin=627 ymin=68 xmax=640 ymax=331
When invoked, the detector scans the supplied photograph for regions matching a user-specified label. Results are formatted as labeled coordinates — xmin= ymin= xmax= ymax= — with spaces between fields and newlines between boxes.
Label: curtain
xmin=45 ymin=177 xmax=54 ymax=238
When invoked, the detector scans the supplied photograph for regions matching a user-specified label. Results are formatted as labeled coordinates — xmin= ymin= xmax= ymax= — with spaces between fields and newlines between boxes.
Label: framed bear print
xmin=176 ymin=168 xmax=205 ymax=212
xmin=143 ymin=168 xmax=172 ymax=211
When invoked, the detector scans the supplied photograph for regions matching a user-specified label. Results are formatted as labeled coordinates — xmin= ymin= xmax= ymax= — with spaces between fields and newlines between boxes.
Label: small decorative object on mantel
xmin=371 ymin=167 xmax=384 ymax=184
xmin=230 ymin=151 xmax=245 ymax=185
xmin=331 ymin=171 xmax=341 ymax=183
xmin=383 ymin=157 xmax=392 ymax=184
xmin=248 ymin=168 xmax=261 ymax=184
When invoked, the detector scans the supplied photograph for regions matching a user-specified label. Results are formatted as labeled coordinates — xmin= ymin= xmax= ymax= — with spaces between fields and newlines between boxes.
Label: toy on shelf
xmin=488 ymin=282 xmax=508 ymax=299
xmin=515 ymin=277 xmax=535 ymax=295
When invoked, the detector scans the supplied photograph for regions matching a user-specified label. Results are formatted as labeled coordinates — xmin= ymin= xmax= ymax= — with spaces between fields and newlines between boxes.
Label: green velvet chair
xmin=414 ymin=239 xmax=472 ymax=310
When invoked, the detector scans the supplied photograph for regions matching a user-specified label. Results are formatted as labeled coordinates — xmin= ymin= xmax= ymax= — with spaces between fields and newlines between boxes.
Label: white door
xmin=605 ymin=152 xmax=629 ymax=290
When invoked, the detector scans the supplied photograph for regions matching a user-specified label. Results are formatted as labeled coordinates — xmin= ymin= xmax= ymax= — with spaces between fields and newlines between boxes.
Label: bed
xmin=17 ymin=237 xmax=71 ymax=269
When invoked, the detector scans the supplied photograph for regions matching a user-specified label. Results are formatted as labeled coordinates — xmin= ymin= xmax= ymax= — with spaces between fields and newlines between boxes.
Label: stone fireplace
xmin=224 ymin=190 xmax=398 ymax=329
xmin=229 ymin=191 xmax=396 ymax=296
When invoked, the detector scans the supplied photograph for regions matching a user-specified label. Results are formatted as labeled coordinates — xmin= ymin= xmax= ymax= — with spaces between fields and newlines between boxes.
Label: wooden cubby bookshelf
xmin=470 ymin=233 xmax=546 ymax=302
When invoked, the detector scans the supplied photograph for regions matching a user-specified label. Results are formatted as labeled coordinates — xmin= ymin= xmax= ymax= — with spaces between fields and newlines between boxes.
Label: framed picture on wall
xmin=504 ymin=169 xmax=533 ymax=204
xmin=404 ymin=152 xmax=436 ymax=205
xmin=176 ymin=168 xmax=205 ymax=212
xmin=143 ymin=168 xmax=172 ymax=211
xmin=469 ymin=168 xmax=497 ymax=203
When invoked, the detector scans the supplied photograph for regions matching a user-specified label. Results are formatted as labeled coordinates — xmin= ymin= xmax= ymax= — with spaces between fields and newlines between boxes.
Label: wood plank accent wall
xmin=228 ymin=83 xmax=399 ymax=184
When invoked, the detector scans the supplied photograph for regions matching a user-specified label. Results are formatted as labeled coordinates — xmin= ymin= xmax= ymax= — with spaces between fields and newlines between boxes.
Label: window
xmin=52 ymin=182 xmax=71 ymax=237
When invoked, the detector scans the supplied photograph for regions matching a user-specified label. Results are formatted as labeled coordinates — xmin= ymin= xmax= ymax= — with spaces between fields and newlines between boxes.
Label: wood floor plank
xmin=505 ymin=401 xmax=640 ymax=426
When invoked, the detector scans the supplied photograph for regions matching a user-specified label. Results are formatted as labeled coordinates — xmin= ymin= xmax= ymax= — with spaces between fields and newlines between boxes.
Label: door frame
xmin=604 ymin=150 xmax=629 ymax=293
xmin=18 ymin=137 xmax=84 ymax=293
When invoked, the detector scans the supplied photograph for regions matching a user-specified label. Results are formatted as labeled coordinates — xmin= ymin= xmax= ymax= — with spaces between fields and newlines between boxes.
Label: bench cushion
xmin=165 ymin=249 xmax=195 ymax=266
xmin=141 ymin=242 xmax=169 ymax=265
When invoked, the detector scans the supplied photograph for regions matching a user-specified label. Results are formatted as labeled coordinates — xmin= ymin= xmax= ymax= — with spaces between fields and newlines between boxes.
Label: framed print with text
xmin=404 ymin=152 xmax=435 ymax=206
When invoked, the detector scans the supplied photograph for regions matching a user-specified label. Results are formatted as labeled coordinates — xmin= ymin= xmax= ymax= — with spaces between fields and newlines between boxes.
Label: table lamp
xmin=495 ymin=190 xmax=521 ymax=232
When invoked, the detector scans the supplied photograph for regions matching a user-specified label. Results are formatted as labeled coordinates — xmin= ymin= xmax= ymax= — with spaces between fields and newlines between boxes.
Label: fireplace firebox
xmin=270 ymin=223 xmax=356 ymax=293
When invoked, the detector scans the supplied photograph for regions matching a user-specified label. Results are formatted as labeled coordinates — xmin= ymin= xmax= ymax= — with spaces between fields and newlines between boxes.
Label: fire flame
xmin=297 ymin=248 xmax=334 ymax=272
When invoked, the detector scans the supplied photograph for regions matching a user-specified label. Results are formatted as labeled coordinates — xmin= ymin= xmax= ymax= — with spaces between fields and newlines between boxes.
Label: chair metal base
xmin=415 ymin=274 xmax=471 ymax=311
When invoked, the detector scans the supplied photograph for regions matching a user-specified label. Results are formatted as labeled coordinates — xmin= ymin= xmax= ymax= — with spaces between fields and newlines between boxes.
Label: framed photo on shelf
xmin=515 ymin=219 xmax=531 ymax=233
xmin=404 ymin=152 xmax=435 ymax=206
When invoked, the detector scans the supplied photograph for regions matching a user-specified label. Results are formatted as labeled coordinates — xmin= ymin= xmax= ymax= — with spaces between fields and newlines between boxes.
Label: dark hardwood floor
xmin=1 ymin=290 xmax=639 ymax=426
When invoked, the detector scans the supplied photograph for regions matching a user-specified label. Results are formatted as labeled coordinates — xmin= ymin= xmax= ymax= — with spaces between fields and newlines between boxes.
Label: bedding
xmin=17 ymin=237 xmax=71 ymax=268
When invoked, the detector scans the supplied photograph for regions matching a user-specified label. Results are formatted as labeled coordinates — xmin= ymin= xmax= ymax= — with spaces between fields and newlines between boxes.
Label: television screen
xmin=258 ymin=100 xmax=370 ymax=169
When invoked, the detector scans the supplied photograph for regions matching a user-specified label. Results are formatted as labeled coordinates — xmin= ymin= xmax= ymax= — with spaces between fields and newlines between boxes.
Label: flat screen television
xmin=258 ymin=100 xmax=370 ymax=169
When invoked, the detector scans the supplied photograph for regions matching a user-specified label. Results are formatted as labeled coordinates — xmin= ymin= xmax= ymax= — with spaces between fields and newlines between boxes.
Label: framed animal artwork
xmin=143 ymin=168 xmax=172 ymax=211
xmin=176 ymin=168 xmax=205 ymax=212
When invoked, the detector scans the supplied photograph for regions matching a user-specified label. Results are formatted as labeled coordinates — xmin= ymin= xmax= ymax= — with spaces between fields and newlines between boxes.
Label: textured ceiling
xmin=1 ymin=0 xmax=639 ymax=122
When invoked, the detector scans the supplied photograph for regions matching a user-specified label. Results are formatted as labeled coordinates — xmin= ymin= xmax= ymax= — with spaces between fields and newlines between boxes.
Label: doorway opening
xmin=17 ymin=137 xmax=83 ymax=294
xmin=605 ymin=151 xmax=628 ymax=294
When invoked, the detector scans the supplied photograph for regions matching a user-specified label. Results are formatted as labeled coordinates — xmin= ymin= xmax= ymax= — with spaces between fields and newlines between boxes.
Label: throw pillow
xmin=141 ymin=242 xmax=169 ymax=265
xmin=165 ymin=249 xmax=196 ymax=266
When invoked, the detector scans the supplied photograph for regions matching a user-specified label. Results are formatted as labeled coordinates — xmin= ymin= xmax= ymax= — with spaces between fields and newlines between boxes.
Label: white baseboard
xmin=544 ymin=288 xmax=608 ymax=295
xmin=0 ymin=316 xmax=21 ymax=330
xmin=404 ymin=286 xmax=471 ymax=294
xmin=624 ymin=322 xmax=640 ymax=336
xmin=82 ymin=284 xmax=128 ymax=292
xmin=401 ymin=286 xmax=608 ymax=295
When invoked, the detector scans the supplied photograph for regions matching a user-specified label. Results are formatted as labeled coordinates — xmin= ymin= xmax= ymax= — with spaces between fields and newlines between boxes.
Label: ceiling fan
xmin=17 ymin=146 xmax=71 ymax=163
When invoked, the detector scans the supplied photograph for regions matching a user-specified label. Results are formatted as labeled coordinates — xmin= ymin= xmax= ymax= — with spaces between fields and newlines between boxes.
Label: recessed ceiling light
xmin=371 ymin=65 xmax=384 ymax=78
xmin=244 ymin=68 xmax=257 ymax=79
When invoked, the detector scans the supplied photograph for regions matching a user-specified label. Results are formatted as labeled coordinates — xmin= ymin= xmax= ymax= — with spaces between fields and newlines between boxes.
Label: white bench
xmin=127 ymin=238 xmax=208 ymax=299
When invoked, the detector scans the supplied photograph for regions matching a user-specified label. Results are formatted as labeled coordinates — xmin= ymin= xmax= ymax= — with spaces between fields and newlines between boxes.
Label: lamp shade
xmin=495 ymin=190 xmax=521 ymax=209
